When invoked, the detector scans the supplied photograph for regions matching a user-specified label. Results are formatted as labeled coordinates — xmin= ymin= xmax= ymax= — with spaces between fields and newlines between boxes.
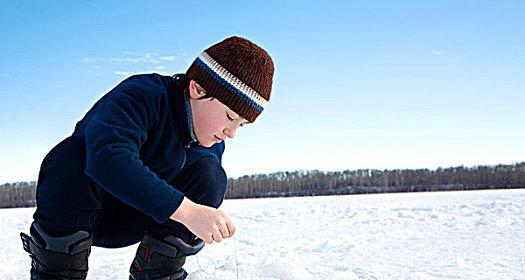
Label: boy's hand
xmin=169 ymin=197 xmax=236 ymax=244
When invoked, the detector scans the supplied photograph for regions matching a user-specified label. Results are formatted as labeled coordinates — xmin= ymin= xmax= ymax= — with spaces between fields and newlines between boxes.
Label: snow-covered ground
xmin=1 ymin=189 xmax=524 ymax=279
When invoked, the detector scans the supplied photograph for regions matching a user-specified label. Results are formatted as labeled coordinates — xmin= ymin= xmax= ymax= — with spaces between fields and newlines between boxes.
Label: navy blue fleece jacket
xmin=72 ymin=73 xmax=225 ymax=224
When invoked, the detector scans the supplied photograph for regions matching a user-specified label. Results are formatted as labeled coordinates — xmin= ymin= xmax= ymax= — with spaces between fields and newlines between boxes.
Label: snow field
xmin=1 ymin=189 xmax=524 ymax=279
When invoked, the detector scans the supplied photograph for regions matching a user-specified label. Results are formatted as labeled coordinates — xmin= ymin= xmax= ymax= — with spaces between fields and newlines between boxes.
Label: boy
xmin=20 ymin=36 xmax=274 ymax=280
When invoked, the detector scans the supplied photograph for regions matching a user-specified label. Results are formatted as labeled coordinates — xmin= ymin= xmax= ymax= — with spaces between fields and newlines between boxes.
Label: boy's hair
xmin=186 ymin=36 xmax=274 ymax=123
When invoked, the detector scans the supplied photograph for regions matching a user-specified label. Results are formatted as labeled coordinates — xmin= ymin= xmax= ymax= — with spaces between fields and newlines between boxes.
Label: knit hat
xmin=186 ymin=36 xmax=274 ymax=123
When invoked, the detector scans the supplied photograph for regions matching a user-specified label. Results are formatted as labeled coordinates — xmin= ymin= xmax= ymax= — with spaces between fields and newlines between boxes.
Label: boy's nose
xmin=223 ymin=127 xmax=237 ymax=139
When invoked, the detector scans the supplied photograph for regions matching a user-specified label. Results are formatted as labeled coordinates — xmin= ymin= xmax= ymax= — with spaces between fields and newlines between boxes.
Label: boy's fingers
xmin=219 ymin=226 xmax=230 ymax=239
xmin=213 ymin=229 xmax=223 ymax=242
xmin=226 ymin=219 xmax=236 ymax=237
xmin=202 ymin=233 xmax=213 ymax=244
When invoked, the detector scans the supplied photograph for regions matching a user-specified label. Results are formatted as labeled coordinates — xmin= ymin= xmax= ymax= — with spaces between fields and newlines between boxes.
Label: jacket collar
xmin=170 ymin=74 xmax=198 ymax=149
xmin=183 ymin=84 xmax=199 ymax=147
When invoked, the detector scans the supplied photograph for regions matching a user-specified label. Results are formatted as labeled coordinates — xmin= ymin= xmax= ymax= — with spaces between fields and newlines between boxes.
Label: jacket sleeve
xmin=83 ymin=86 xmax=184 ymax=224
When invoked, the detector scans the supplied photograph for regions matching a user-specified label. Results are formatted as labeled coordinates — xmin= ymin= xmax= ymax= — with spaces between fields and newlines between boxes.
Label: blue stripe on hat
xmin=195 ymin=57 xmax=264 ymax=113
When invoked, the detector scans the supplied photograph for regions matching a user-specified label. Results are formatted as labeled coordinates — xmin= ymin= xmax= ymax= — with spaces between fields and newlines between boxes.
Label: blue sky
xmin=1 ymin=1 xmax=524 ymax=184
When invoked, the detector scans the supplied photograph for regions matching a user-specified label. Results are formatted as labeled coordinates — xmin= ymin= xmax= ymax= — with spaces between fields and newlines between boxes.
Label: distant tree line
xmin=0 ymin=181 xmax=36 ymax=208
xmin=1 ymin=162 xmax=524 ymax=208
xmin=225 ymin=162 xmax=525 ymax=199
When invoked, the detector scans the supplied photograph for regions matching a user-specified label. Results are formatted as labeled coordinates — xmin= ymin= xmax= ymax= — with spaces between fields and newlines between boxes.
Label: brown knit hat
xmin=186 ymin=36 xmax=274 ymax=123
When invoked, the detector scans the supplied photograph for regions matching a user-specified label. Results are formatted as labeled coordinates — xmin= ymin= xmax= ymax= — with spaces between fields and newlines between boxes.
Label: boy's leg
xmin=130 ymin=156 xmax=228 ymax=280
xmin=21 ymin=136 xmax=102 ymax=280
xmin=91 ymin=191 xmax=149 ymax=248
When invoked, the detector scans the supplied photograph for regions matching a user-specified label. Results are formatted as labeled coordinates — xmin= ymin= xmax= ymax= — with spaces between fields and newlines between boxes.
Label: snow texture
xmin=1 ymin=189 xmax=524 ymax=279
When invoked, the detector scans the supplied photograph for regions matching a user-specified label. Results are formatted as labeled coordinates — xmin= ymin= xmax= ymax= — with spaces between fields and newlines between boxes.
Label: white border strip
xmin=198 ymin=52 xmax=268 ymax=109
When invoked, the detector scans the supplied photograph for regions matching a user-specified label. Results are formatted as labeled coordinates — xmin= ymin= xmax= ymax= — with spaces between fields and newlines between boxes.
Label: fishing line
xmin=233 ymin=235 xmax=239 ymax=279
xmin=193 ymin=235 xmax=241 ymax=279
xmin=194 ymin=252 xmax=216 ymax=276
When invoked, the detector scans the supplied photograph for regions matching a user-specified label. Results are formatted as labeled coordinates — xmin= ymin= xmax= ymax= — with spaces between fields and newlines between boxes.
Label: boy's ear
xmin=188 ymin=80 xmax=206 ymax=100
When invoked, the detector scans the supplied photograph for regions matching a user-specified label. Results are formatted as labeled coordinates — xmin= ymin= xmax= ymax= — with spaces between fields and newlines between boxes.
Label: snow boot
xmin=20 ymin=222 xmax=93 ymax=280
xmin=129 ymin=232 xmax=205 ymax=280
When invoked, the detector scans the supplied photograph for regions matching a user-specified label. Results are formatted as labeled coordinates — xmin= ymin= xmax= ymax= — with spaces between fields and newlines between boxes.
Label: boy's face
xmin=188 ymin=80 xmax=250 ymax=147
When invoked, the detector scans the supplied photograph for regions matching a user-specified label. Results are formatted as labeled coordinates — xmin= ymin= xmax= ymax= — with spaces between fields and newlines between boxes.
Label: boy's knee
xmin=174 ymin=156 xmax=228 ymax=208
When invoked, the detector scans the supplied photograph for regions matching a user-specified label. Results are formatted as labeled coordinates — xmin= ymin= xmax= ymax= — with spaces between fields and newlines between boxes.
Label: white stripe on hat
xmin=198 ymin=52 xmax=268 ymax=110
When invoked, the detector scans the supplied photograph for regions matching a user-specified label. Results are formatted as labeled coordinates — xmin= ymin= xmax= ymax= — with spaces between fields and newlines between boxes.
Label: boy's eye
xmin=227 ymin=113 xmax=245 ymax=127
